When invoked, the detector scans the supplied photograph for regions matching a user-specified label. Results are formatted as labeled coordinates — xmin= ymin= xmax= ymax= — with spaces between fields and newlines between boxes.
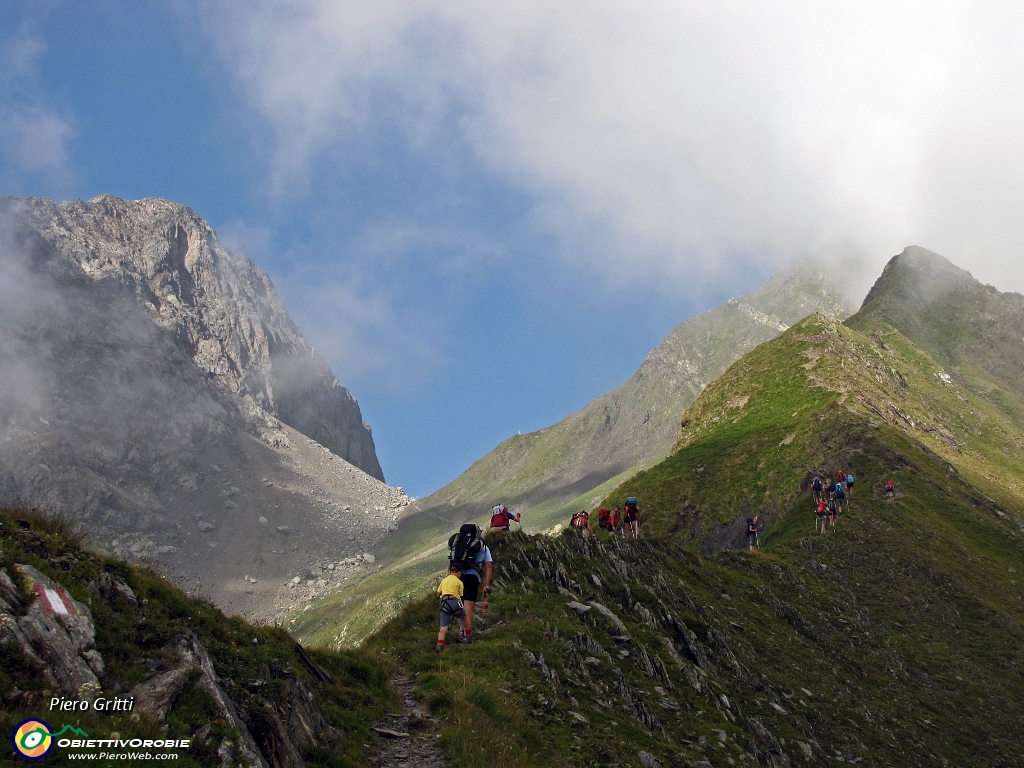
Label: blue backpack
xmin=835 ymin=484 xmax=846 ymax=499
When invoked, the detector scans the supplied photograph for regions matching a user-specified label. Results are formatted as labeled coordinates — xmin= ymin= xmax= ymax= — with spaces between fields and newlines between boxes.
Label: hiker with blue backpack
xmin=845 ymin=471 xmax=855 ymax=496
xmin=834 ymin=481 xmax=846 ymax=516
xmin=447 ymin=524 xmax=492 ymax=644
xmin=623 ymin=497 xmax=640 ymax=539
xmin=811 ymin=475 xmax=824 ymax=502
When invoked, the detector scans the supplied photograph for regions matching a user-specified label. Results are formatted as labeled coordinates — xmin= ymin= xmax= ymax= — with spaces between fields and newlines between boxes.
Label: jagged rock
xmin=566 ymin=601 xmax=591 ymax=617
xmin=0 ymin=568 xmax=20 ymax=607
xmin=17 ymin=564 xmax=96 ymax=650
xmin=588 ymin=601 xmax=628 ymax=634
xmin=82 ymin=649 xmax=106 ymax=676
xmin=130 ymin=664 xmax=195 ymax=721
xmin=17 ymin=603 xmax=101 ymax=699
xmin=177 ymin=632 xmax=269 ymax=768
xmin=362 ymin=553 xmax=376 ymax=564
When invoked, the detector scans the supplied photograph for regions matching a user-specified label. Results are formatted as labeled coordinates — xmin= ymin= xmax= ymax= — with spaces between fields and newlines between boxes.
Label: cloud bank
xmin=194 ymin=1 xmax=1024 ymax=295
xmin=0 ymin=24 xmax=76 ymax=193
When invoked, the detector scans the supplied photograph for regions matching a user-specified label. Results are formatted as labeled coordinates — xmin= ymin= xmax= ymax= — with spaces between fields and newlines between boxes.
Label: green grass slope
xmin=349 ymin=431 xmax=1024 ymax=767
xmin=603 ymin=313 xmax=1024 ymax=543
xmin=0 ymin=507 xmax=395 ymax=767
xmin=322 ymin=311 xmax=1024 ymax=767
xmin=295 ymin=262 xmax=857 ymax=649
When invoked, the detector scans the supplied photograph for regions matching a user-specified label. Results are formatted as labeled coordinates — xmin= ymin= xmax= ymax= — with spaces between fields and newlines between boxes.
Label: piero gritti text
xmin=50 ymin=695 xmax=136 ymax=712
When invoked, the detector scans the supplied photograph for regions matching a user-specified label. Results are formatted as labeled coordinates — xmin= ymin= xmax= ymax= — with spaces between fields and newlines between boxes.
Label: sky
xmin=3 ymin=1 xmax=1024 ymax=497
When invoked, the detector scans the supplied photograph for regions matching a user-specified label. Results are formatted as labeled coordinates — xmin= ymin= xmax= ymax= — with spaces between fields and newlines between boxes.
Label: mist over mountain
xmin=0 ymin=195 xmax=408 ymax=618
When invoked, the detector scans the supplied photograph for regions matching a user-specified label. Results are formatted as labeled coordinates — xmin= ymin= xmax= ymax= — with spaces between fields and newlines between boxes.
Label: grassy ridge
xmin=354 ymin=429 xmax=1024 ymax=767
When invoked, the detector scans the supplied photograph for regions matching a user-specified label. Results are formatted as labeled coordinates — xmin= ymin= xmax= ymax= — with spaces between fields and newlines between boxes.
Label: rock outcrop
xmin=0 ymin=196 xmax=406 ymax=619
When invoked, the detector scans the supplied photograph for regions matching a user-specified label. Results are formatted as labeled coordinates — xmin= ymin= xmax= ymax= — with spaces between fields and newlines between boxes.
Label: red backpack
xmin=489 ymin=505 xmax=510 ymax=528
xmin=598 ymin=508 xmax=611 ymax=529
xmin=570 ymin=511 xmax=589 ymax=529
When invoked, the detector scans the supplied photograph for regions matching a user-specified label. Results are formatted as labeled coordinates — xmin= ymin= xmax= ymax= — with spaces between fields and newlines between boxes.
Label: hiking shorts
xmin=816 ymin=514 xmax=827 ymax=524
xmin=846 ymin=479 xmax=854 ymax=488
xmin=439 ymin=596 xmax=465 ymax=628
xmin=624 ymin=511 xmax=638 ymax=523
xmin=462 ymin=573 xmax=481 ymax=602
xmin=747 ymin=533 xmax=757 ymax=545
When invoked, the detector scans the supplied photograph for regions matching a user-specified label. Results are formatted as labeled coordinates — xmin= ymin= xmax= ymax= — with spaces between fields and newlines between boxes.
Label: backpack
xmin=885 ymin=480 xmax=895 ymax=492
xmin=816 ymin=501 xmax=827 ymax=515
xmin=746 ymin=518 xmax=757 ymax=534
xmin=598 ymin=508 xmax=611 ymax=529
xmin=448 ymin=524 xmax=483 ymax=572
xmin=812 ymin=476 xmax=823 ymax=491
xmin=490 ymin=505 xmax=510 ymax=528
xmin=570 ymin=511 xmax=589 ymax=529
xmin=827 ymin=499 xmax=837 ymax=513
xmin=625 ymin=497 xmax=638 ymax=515
xmin=835 ymin=484 xmax=845 ymax=499
xmin=847 ymin=474 xmax=855 ymax=484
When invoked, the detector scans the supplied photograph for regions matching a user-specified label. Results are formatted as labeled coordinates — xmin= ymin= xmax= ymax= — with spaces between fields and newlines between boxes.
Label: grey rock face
xmin=0 ymin=196 xmax=409 ymax=619
xmin=2 ymin=194 xmax=381 ymax=479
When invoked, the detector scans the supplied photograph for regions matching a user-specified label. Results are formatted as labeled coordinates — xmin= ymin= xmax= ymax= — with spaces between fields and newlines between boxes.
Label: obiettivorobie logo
xmin=12 ymin=720 xmax=87 ymax=760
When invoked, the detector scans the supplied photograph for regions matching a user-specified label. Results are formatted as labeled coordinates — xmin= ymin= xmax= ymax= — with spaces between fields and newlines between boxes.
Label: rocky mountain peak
xmin=8 ymin=194 xmax=382 ymax=479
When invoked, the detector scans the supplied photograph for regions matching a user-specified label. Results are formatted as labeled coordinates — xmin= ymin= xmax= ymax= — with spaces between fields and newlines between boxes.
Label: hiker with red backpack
xmin=885 ymin=480 xmax=895 ymax=503
xmin=623 ymin=497 xmax=640 ymax=539
xmin=489 ymin=503 xmax=520 ymax=531
xmin=604 ymin=506 xmax=622 ymax=538
xmin=570 ymin=509 xmax=591 ymax=533
xmin=447 ymin=524 xmax=492 ymax=644
xmin=815 ymin=498 xmax=828 ymax=533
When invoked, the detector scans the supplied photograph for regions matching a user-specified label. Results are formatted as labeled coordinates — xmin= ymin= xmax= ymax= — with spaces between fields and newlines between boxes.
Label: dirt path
xmin=370 ymin=674 xmax=448 ymax=768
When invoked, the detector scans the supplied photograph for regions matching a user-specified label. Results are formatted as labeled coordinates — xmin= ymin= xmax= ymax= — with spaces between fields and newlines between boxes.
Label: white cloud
xmin=0 ymin=105 xmax=76 ymax=188
xmin=193 ymin=1 xmax=1024 ymax=294
xmin=0 ymin=28 xmax=77 ymax=193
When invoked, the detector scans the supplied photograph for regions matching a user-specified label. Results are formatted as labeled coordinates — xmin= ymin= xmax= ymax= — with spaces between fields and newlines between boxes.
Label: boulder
xmin=17 ymin=602 xmax=101 ymax=699
xmin=130 ymin=664 xmax=196 ymax=721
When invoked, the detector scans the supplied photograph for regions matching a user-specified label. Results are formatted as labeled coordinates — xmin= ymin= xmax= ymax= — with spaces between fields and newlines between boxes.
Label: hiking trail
xmin=370 ymin=673 xmax=448 ymax=767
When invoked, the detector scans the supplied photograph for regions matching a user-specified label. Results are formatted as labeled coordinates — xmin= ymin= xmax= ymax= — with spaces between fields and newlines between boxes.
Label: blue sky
xmin=4 ymin=1 xmax=1024 ymax=496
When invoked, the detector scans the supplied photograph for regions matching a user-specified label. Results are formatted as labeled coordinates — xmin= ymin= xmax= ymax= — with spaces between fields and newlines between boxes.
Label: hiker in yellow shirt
xmin=436 ymin=563 xmax=465 ymax=653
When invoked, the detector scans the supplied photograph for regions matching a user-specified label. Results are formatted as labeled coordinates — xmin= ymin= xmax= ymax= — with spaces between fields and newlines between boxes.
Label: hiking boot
xmin=436 ymin=642 xmax=444 ymax=653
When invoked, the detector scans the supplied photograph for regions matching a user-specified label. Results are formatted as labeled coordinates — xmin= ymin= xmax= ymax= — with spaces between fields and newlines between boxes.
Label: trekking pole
xmin=482 ymin=596 xmax=487 ymax=617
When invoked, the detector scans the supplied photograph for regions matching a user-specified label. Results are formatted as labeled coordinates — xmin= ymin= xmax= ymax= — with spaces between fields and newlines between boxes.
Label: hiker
xmin=597 ymin=508 xmax=612 ymax=535
xmin=607 ymin=506 xmax=622 ymax=538
xmin=815 ymin=499 xmax=828 ymax=534
xmin=489 ymin=503 xmax=520 ymax=531
xmin=811 ymin=475 xmax=824 ymax=502
xmin=746 ymin=516 xmax=761 ymax=550
xmin=623 ymin=497 xmax=640 ymax=539
xmin=885 ymin=480 xmax=895 ymax=503
xmin=436 ymin=563 xmax=465 ymax=653
xmin=845 ymin=472 xmax=855 ymax=496
xmin=834 ymin=482 xmax=846 ymax=514
xmin=827 ymin=494 xmax=838 ymax=529
xmin=447 ymin=524 xmax=492 ymax=644
xmin=570 ymin=509 xmax=591 ymax=532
